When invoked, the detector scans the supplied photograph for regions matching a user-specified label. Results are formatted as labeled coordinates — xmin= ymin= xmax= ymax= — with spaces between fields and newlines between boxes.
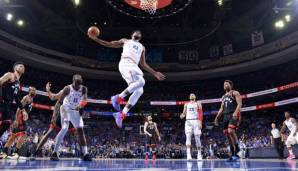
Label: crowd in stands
xmin=0 ymin=57 xmax=297 ymax=159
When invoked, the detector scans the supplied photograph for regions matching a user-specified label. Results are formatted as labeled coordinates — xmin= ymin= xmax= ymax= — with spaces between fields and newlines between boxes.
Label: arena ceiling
xmin=0 ymin=0 xmax=296 ymax=63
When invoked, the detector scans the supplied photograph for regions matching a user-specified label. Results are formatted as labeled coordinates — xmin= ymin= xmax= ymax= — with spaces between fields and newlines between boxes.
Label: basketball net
xmin=140 ymin=0 xmax=158 ymax=14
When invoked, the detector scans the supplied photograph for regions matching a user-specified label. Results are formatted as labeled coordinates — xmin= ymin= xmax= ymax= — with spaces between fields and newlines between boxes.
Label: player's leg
xmin=286 ymin=133 xmax=296 ymax=159
xmin=31 ymin=127 xmax=55 ymax=158
xmin=70 ymin=110 xmax=92 ymax=161
xmin=151 ymin=143 xmax=157 ymax=160
xmin=228 ymin=118 xmax=240 ymax=158
xmin=113 ymin=85 xmax=144 ymax=128
xmin=0 ymin=133 xmax=16 ymax=159
xmin=8 ymin=133 xmax=26 ymax=160
xmin=185 ymin=120 xmax=193 ymax=160
xmin=193 ymin=120 xmax=202 ymax=160
xmin=0 ymin=103 xmax=12 ymax=137
xmin=145 ymin=136 xmax=151 ymax=160
xmin=112 ymin=66 xmax=144 ymax=111
xmin=51 ymin=105 xmax=70 ymax=161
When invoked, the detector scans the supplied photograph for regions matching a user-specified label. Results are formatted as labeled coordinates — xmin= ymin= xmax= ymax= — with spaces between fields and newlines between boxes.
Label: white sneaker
xmin=197 ymin=152 xmax=203 ymax=161
xmin=6 ymin=153 xmax=19 ymax=160
xmin=0 ymin=152 xmax=8 ymax=159
xmin=187 ymin=155 xmax=192 ymax=160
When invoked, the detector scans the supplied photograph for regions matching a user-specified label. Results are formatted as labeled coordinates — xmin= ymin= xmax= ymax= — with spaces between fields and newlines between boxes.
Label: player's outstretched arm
xmin=180 ymin=104 xmax=187 ymax=119
xmin=139 ymin=48 xmax=165 ymax=81
xmin=88 ymin=34 xmax=127 ymax=48
xmin=53 ymin=86 xmax=70 ymax=116
xmin=0 ymin=72 xmax=12 ymax=86
xmin=46 ymin=82 xmax=63 ymax=101
xmin=214 ymin=102 xmax=224 ymax=126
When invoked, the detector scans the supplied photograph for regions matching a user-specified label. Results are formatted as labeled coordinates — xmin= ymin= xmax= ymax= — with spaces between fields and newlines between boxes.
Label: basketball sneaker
xmin=287 ymin=154 xmax=295 ymax=160
xmin=113 ymin=112 xmax=125 ymax=128
xmin=197 ymin=152 xmax=202 ymax=161
xmin=0 ymin=152 xmax=7 ymax=159
xmin=111 ymin=95 xmax=122 ymax=111
xmin=81 ymin=153 xmax=92 ymax=161
xmin=187 ymin=155 xmax=192 ymax=160
xmin=6 ymin=153 xmax=19 ymax=160
xmin=50 ymin=152 xmax=60 ymax=161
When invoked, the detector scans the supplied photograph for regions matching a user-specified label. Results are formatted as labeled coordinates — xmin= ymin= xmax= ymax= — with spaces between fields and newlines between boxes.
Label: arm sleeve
xmin=198 ymin=107 xmax=203 ymax=122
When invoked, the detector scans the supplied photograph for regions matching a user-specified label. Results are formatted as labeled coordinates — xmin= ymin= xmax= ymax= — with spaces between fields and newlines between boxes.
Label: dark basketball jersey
xmin=147 ymin=122 xmax=156 ymax=136
xmin=222 ymin=91 xmax=237 ymax=115
xmin=0 ymin=78 xmax=20 ymax=103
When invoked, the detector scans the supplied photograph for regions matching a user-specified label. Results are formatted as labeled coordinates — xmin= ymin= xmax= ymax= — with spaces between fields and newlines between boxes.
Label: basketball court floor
xmin=0 ymin=158 xmax=297 ymax=171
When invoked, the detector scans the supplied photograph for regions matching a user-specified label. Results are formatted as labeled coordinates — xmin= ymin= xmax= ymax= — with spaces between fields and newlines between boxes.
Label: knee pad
xmin=186 ymin=133 xmax=192 ymax=146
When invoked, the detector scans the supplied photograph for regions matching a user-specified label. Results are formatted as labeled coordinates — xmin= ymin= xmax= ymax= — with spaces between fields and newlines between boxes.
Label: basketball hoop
xmin=140 ymin=0 xmax=158 ymax=14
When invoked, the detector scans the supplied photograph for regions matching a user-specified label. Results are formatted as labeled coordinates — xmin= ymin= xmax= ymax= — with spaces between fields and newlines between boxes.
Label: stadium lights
xmin=275 ymin=20 xmax=285 ymax=29
xmin=6 ymin=13 xmax=13 ymax=21
xmin=17 ymin=19 xmax=24 ymax=26
xmin=217 ymin=0 xmax=223 ymax=6
xmin=285 ymin=14 xmax=291 ymax=22
xmin=73 ymin=0 xmax=80 ymax=6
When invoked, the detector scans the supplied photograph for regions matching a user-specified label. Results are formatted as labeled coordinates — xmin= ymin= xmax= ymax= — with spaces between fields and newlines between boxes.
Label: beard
xmin=133 ymin=35 xmax=141 ymax=41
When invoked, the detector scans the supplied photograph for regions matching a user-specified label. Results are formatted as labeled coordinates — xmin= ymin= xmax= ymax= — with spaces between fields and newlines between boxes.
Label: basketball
xmin=88 ymin=26 xmax=100 ymax=37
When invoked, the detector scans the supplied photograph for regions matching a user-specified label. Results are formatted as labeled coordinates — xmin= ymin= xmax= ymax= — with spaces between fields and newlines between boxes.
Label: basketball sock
xmin=187 ymin=148 xmax=191 ymax=156
xmin=123 ymin=106 xmax=130 ymax=114
xmin=119 ymin=90 xmax=129 ymax=99
xmin=82 ymin=146 xmax=88 ymax=155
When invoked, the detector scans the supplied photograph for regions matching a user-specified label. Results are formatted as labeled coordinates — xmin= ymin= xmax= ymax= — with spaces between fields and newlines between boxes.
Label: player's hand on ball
xmin=46 ymin=82 xmax=51 ymax=92
xmin=153 ymin=72 xmax=165 ymax=81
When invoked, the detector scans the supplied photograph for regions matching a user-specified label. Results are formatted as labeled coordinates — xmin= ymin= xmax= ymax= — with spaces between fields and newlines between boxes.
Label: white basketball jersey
xmin=285 ymin=118 xmax=297 ymax=133
xmin=63 ymin=85 xmax=84 ymax=110
xmin=121 ymin=40 xmax=144 ymax=64
xmin=186 ymin=102 xmax=199 ymax=120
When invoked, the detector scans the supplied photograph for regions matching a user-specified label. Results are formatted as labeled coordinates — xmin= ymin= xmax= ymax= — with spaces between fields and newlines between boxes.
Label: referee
xmin=270 ymin=123 xmax=284 ymax=159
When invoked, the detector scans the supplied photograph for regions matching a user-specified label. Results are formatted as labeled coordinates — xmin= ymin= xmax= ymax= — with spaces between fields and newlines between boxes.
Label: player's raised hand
xmin=46 ymin=82 xmax=51 ymax=92
xmin=153 ymin=72 xmax=166 ymax=81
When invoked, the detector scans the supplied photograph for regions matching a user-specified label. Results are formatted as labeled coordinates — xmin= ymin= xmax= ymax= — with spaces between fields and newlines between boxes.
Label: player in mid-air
xmin=144 ymin=115 xmax=161 ymax=160
xmin=214 ymin=80 xmax=242 ymax=162
xmin=88 ymin=30 xmax=165 ymax=128
xmin=280 ymin=111 xmax=298 ymax=160
xmin=1 ymin=87 xmax=36 ymax=160
xmin=50 ymin=74 xmax=91 ymax=161
xmin=30 ymin=82 xmax=76 ymax=160
xmin=0 ymin=62 xmax=25 ymax=141
xmin=180 ymin=93 xmax=203 ymax=160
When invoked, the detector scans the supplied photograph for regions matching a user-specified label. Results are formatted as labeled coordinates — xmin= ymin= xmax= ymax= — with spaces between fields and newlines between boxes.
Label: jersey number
xmin=73 ymin=98 xmax=78 ymax=103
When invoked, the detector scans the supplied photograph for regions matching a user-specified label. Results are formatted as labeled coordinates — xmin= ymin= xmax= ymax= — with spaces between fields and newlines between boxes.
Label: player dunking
xmin=144 ymin=115 xmax=161 ymax=160
xmin=1 ymin=87 xmax=36 ymax=160
xmin=180 ymin=93 xmax=203 ymax=160
xmin=30 ymin=82 xmax=76 ymax=160
xmin=88 ymin=30 xmax=165 ymax=128
xmin=0 ymin=62 xmax=25 ymax=139
xmin=50 ymin=74 xmax=91 ymax=161
xmin=214 ymin=80 xmax=242 ymax=162
xmin=280 ymin=111 xmax=298 ymax=160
